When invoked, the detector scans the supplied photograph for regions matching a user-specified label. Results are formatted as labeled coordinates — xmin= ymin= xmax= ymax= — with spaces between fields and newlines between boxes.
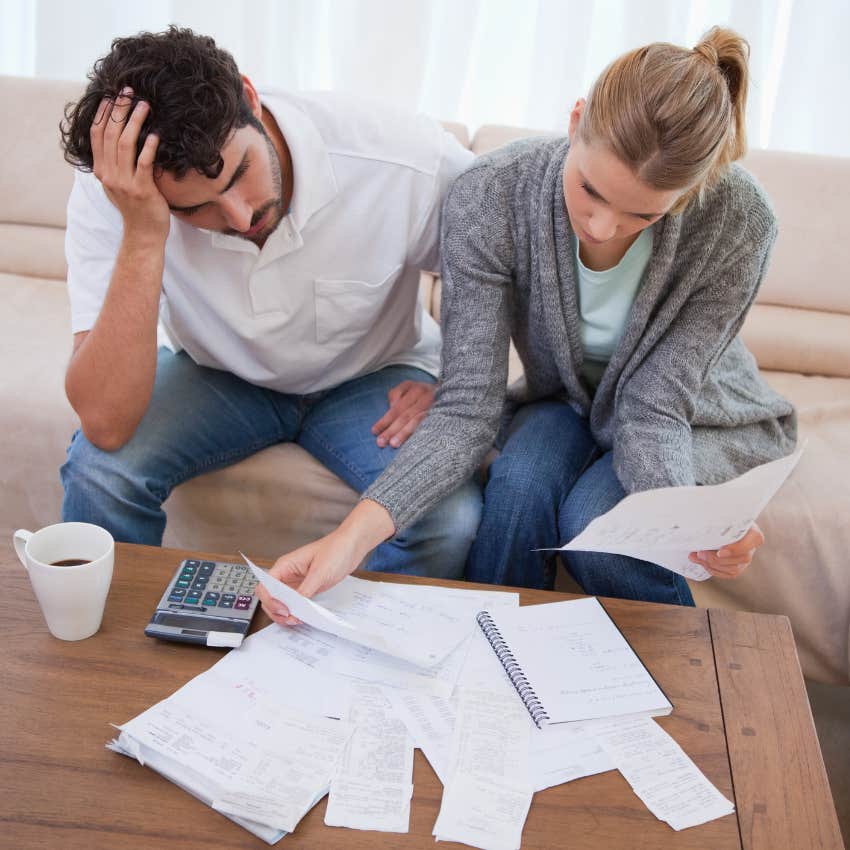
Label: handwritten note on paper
xmin=485 ymin=597 xmax=671 ymax=725
xmin=588 ymin=717 xmax=735 ymax=830
xmin=557 ymin=444 xmax=804 ymax=580
xmin=325 ymin=684 xmax=414 ymax=832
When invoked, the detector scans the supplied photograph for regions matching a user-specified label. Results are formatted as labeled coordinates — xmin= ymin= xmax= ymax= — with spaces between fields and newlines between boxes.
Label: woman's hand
xmin=689 ymin=523 xmax=765 ymax=579
xmin=256 ymin=499 xmax=396 ymax=626
xmin=256 ymin=531 xmax=363 ymax=625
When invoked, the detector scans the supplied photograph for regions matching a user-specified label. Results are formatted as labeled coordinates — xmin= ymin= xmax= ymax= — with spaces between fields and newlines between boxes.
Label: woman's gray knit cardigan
xmin=365 ymin=136 xmax=797 ymax=531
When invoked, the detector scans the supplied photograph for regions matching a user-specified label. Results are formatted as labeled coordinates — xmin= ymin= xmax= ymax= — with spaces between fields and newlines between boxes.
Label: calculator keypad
xmin=168 ymin=560 xmax=258 ymax=613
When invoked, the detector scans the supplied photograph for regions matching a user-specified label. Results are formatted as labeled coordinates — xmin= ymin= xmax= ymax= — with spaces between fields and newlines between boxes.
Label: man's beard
xmin=227 ymin=124 xmax=285 ymax=243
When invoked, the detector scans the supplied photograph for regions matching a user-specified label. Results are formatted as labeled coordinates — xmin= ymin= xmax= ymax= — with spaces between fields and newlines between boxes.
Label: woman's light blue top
xmin=575 ymin=226 xmax=654 ymax=387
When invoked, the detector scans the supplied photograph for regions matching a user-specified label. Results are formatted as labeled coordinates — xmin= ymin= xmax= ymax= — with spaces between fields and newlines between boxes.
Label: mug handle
xmin=13 ymin=529 xmax=32 ymax=570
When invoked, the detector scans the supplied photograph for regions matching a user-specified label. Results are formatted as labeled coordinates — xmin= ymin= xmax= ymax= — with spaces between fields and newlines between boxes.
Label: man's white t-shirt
xmin=65 ymin=90 xmax=473 ymax=395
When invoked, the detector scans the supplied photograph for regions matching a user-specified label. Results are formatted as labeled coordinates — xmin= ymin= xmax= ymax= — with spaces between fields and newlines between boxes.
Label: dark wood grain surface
xmin=0 ymin=542 xmax=839 ymax=849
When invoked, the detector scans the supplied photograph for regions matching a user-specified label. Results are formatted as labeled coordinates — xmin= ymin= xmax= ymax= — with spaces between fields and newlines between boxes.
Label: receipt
xmin=588 ymin=716 xmax=735 ymax=830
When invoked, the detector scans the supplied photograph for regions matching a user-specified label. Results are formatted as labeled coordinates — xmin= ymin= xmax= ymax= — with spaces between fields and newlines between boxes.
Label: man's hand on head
xmin=371 ymin=380 xmax=436 ymax=448
xmin=90 ymin=86 xmax=171 ymax=244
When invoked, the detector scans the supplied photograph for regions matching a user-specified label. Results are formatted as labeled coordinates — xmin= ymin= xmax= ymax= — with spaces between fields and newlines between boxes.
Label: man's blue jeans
xmin=61 ymin=349 xmax=482 ymax=579
xmin=466 ymin=401 xmax=695 ymax=606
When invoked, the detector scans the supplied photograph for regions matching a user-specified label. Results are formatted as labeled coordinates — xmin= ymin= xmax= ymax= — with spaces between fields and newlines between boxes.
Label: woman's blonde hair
xmin=579 ymin=26 xmax=750 ymax=213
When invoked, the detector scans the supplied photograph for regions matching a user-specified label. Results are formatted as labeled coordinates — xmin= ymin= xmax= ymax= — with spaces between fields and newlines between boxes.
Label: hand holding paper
xmin=556 ymin=444 xmax=804 ymax=581
xmin=244 ymin=556 xmax=473 ymax=668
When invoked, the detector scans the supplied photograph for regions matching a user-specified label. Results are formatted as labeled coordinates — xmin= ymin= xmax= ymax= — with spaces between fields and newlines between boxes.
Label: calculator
xmin=144 ymin=558 xmax=261 ymax=647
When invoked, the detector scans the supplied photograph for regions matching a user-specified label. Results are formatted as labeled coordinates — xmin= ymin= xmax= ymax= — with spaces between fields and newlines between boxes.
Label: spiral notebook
xmin=476 ymin=596 xmax=672 ymax=728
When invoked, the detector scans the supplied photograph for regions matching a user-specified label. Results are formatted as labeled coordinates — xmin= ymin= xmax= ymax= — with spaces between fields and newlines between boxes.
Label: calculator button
xmin=185 ymin=595 xmax=202 ymax=605
xmin=168 ymin=593 xmax=184 ymax=603
xmin=185 ymin=560 xmax=200 ymax=568
xmin=169 ymin=587 xmax=186 ymax=596
xmin=201 ymin=561 xmax=216 ymax=570
xmin=221 ymin=593 xmax=236 ymax=601
xmin=176 ymin=580 xmax=190 ymax=589
xmin=219 ymin=599 xmax=234 ymax=609
xmin=192 ymin=579 xmax=208 ymax=589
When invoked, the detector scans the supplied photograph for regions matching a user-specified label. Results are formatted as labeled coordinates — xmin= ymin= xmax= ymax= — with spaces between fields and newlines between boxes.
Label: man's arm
xmin=64 ymin=87 xmax=171 ymax=451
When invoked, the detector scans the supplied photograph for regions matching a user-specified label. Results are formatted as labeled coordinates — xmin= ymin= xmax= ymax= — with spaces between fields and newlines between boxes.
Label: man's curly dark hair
xmin=60 ymin=26 xmax=262 ymax=179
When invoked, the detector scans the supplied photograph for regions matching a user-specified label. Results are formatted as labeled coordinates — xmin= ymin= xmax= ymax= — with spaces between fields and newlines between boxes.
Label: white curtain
xmin=2 ymin=0 xmax=848 ymax=156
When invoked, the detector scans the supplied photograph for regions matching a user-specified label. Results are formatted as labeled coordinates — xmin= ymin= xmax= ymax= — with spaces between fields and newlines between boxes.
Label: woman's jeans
xmin=61 ymin=349 xmax=482 ymax=580
xmin=466 ymin=400 xmax=695 ymax=606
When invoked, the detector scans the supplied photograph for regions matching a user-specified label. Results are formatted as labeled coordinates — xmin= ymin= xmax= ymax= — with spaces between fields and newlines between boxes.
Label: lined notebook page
xmin=479 ymin=597 xmax=671 ymax=725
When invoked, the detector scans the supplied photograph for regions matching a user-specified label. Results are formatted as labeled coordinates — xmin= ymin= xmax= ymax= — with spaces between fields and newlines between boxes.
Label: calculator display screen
xmin=150 ymin=612 xmax=245 ymax=633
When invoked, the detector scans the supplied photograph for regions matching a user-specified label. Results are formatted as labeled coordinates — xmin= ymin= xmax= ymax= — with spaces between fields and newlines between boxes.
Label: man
xmin=59 ymin=26 xmax=481 ymax=578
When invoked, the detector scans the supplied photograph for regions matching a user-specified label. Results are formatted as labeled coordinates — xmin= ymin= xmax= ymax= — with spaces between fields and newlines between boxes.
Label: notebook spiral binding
xmin=476 ymin=611 xmax=550 ymax=728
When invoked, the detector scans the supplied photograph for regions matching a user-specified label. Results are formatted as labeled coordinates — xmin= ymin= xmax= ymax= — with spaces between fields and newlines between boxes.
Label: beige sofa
xmin=3 ymin=75 xmax=849 ymax=686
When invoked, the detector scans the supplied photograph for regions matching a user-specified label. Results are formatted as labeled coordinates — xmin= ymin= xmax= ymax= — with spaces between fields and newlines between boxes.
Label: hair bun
xmin=693 ymin=41 xmax=719 ymax=66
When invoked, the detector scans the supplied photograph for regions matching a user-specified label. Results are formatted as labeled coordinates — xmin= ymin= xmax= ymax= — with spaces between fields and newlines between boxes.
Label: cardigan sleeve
xmin=362 ymin=164 xmax=515 ymax=531
xmin=613 ymin=191 xmax=778 ymax=493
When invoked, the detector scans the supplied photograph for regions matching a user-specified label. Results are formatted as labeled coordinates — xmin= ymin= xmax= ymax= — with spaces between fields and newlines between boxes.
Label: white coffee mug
xmin=13 ymin=522 xmax=115 ymax=641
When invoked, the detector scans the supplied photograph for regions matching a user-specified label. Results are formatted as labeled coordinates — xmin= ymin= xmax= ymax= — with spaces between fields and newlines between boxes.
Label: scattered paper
xmin=110 ymin=571 xmax=736 ymax=846
xmin=245 ymin=558 xmax=472 ymax=667
xmin=433 ymin=688 xmax=534 ymax=850
xmin=588 ymin=717 xmax=735 ymax=830
xmin=557 ymin=443 xmax=804 ymax=580
xmin=260 ymin=620 xmax=463 ymax=697
xmin=434 ymin=774 xmax=533 ymax=850
xmin=325 ymin=684 xmax=414 ymax=832
xmin=381 ymin=688 xmax=459 ymax=784
xmin=529 ymin=723 xmax=614 ymax=791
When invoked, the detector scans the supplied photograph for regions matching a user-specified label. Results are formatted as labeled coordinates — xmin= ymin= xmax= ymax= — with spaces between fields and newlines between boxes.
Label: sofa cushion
xmin=0 ymin=76 xmax=82 ymax=280
xmin=163 ymin=444 xmax=358 ymax=557
xmin=0 ymin=272 xmax=77 ymax=538
xmin=0 ymin=76 xmax=80 ymax=231
xmin=742 ymin=150 xmax=850 ymax=316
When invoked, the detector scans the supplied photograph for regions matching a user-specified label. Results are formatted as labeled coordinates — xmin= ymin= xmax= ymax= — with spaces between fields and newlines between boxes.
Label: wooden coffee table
xmin=1 ymin=543 xmax=843 ymax=850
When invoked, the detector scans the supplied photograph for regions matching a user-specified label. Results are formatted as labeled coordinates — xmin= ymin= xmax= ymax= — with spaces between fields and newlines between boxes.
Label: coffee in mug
xmin=13 ymin=522 xmax=114 ymax=640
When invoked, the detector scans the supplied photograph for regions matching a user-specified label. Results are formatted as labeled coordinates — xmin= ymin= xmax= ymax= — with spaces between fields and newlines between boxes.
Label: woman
xmin=258 ymin=26 xmax=796 ymax=619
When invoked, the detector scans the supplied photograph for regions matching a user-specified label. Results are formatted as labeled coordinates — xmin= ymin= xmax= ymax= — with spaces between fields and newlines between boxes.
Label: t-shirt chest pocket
xmin=314 ymin=264 xmax=403 ymax=346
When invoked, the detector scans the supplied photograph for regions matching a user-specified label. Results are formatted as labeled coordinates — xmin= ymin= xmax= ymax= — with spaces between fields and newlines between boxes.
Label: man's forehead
xmin=155 ymin=128 xmax=249 ymax=200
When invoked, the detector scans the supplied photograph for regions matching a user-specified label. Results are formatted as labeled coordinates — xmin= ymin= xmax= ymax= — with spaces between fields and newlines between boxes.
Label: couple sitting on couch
xmin=59 ymin=25 xmax=796 ymax=619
